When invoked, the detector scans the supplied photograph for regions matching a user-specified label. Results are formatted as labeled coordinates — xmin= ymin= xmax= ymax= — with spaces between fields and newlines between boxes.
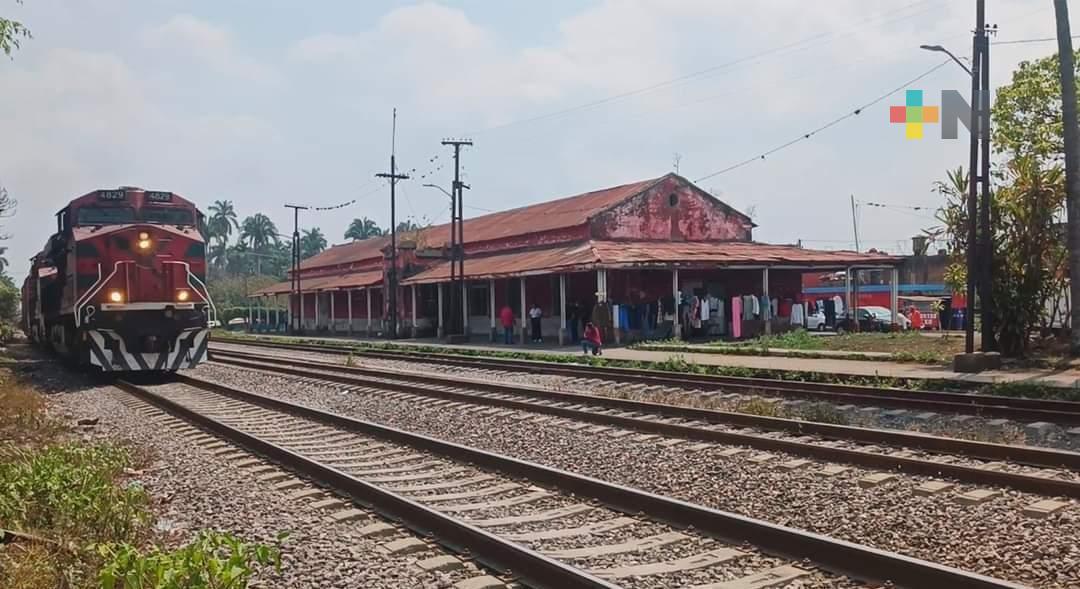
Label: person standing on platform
xmin=499 ymin=304 xmax=515 ymax=344
xmin=529 ymin=303 xmax=543 ymax=343
xmin=567 ymin=301 xmax=580 ymax=343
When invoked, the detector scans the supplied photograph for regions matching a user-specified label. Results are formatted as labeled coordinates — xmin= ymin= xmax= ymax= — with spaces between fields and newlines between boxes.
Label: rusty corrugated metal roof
xmin=401 ymin=240 xmax=899 ymax=285
xmin=251 ymin=269 xmax=382 ymax=296
xmin=299 ymin=176 xmax=666 ymax=271
xmin=299 ymin=237 xmax=390 ymax=271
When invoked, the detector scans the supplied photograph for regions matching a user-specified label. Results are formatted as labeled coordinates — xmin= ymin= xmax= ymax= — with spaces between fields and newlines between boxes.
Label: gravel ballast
xmin=210 ymin=341 xmax=1080 ymax=450
xmin=195 ymin=361 xmax=1080 ymax=588
xmin=49 ymin=382 xmax=487 ymax=589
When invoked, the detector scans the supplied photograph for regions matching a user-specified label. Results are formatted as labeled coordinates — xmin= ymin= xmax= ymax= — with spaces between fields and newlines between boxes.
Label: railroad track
xmin=208 ymin=347 xmax=1080 ymax=499
xmin=213 ymin=337 xmax=1080 ymax=426
xmin=117 ymin=372 xmax=1025 ymax=589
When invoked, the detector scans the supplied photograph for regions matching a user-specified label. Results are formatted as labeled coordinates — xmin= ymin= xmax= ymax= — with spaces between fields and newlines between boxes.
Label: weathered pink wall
xmin=591 ymin=176 xmax=752 ymax=242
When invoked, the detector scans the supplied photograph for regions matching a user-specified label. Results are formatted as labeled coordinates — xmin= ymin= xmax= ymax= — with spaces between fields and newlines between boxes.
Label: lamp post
xmin=423 ymin=183 xmax=458 ymax=336
xmin=920 ymin=3 xmax=993 ymax=356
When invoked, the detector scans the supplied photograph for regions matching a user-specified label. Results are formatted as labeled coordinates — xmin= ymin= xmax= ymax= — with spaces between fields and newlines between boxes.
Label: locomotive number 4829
xmin=22 ymin=187 xmax=216 ymax=372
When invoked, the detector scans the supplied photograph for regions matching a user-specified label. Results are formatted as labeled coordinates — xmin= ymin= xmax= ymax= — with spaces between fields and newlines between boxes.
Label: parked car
xmin=836 ymin=306 xmax=909 ymax=334
xmin=806 ymin=311 xmax=828 ymax=331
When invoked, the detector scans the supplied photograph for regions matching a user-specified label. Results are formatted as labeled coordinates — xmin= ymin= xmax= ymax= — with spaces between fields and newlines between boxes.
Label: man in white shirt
xmin=529 ymin=303 xmax=543 ymax=343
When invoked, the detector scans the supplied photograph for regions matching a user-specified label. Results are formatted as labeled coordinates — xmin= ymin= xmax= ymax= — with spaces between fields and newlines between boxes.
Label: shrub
xmin=98 ymin=530 xmax=284 ymax=589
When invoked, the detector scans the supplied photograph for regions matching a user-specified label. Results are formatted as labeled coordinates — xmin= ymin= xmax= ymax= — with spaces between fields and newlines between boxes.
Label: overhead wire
xmin=694 ymin=59 xmax=951 ymax=183
xmin=467 ymin=0 xmax=942 ymax=136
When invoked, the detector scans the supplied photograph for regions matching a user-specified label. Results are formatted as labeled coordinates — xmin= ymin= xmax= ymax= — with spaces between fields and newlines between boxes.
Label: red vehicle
xmin=22 ymin=187 xmax=215 ymax=371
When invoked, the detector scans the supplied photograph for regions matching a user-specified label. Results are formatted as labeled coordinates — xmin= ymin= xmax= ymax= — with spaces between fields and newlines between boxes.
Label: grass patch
xmin=0 ymin=366 xmax=282 ymax=589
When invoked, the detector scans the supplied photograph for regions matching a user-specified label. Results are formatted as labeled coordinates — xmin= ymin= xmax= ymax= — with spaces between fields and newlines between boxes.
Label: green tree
xmin=300 ymin=227 xmax=327 ymax=260
xmin=239 ymin=214 xmax=279 ymax=251
xmin=207 ymin=200 xmax=239 ymax=247
xmin=992 ymin=50 xmax=1080 ymax=160
xmin=0 ymin=1 xmax=31 ymax=57
xmin=933 ymin=158 xmax=1068 ymax=356
xmin=345 ymin=217 xmax=383 ymax=240
xmin=0 ymin=246 xmax=8 ymax=275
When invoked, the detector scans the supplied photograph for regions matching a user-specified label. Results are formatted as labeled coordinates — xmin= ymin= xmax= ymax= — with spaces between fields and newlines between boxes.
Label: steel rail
xmin=116 ymin=379 xmax=618 ymax=589
xmin=209 ymin=350 xmax=1080 ymax=500
xmin=212 ymin=338 xmax=1080 ymax=424
xmin=152 ymin=372 xmax=1024 ymax=589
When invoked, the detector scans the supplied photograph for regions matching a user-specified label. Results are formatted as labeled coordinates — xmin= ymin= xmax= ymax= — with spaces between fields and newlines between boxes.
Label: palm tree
xmin=0 ymin=247 xmax=8 ymax=275
xmin=300 ymin=227 xmax=328 ymax=260
xmin=240 ymin=213 xmax=279 ymax=251
xmin=345 ymin=217 xmax=384 ymax=241
xmin=207 ymin=200 xmax=240 ymax=247
xmin=396 ymin=220 xmax=421 ymax=234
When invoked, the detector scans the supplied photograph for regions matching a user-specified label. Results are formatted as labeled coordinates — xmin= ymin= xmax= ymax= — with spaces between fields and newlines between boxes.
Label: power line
xmin=469 ymin=0 xmax=940 ymax=135
xmin=694 ymin=59 xmax=951 ymax=183
xmin=992 ymin=34 xmax=1080 ymax=45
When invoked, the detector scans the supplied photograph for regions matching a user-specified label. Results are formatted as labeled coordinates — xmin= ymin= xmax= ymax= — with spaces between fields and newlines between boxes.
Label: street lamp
xmin=919 ymin=44 xmax=973 ymax=76
xmin=421 ymin=183 xmax=453 ymax=199
xmin=920 ymin=30 xmax=992 ymax=358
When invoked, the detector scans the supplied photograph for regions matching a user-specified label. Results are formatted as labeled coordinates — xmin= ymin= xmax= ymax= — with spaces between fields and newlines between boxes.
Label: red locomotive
xmin=22 ymin=187 xmax=215 ymax=371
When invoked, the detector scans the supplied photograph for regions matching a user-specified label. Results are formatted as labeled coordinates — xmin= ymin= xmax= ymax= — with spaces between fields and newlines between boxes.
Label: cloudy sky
xmin=0 ymin=0 xmax=1070 ymax=280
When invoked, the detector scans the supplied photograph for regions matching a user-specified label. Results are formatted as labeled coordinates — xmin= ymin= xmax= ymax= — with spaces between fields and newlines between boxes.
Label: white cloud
xmin=140 ymin=14 xmax=280 ymax=85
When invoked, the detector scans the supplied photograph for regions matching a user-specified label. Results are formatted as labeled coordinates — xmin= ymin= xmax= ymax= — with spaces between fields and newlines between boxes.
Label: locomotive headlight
xmin=176 ymin=289 xmax=191 ymax=302
xmin=137 ymin=238 xmax=152 ymax=250
xmin=108 ymin=290 xmax=124 ymax=303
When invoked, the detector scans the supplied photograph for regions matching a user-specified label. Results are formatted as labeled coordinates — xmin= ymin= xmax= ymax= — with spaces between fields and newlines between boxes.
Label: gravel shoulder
xmin=195 ymin=361 xmax=1080 ymax=589
xmin=49 ymin=380 xmax=484 ymax=589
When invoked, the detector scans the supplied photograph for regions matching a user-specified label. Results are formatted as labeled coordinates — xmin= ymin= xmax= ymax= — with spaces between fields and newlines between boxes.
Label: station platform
xmin=226 ymin=332 xmax=1080 ymax=390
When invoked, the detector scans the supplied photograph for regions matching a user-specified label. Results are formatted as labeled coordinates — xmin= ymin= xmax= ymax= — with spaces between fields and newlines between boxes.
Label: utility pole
xmin=849 ymin=195 xmax=860 ymax=252
xmin=979 ymin=17 xmax=997 ymax=352
xmin=284 ymin=203 xmax=308 ymax=333
xmin=376 ymin=109 xmax=410 ymax=339
xmin=1055 ymin=0 xmax=1080 ymax=354
xmin=442 ymin=138 xmax=472 ymax=337
xmin=963 ymin=0 xmax=984 ymax=356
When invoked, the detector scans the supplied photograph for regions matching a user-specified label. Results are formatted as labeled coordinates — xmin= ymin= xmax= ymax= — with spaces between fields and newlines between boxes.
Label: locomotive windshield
xmin=77 ymin=206 xmax=136 ymax=225
xmin=141 ymin=207 xmax=194 ymax=226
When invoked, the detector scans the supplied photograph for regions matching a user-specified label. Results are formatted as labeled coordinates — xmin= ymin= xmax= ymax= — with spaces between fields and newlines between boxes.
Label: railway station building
xmin=252 ymin=173 xmax=899 ymax=343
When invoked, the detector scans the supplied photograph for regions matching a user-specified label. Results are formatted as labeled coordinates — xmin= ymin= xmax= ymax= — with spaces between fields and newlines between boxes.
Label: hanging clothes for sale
xmin=750 ymin=295 xmax=760 ymax=318
xmin=742 ymin=295 xmax=755 ymax=320
xmin=770 ymin=298 xmax=778 ymax=319
xmin=758 ymin=295 xmax=769 ymax=319
xmin=700 ymin=297 xmax=710 ymax=322
xmin=690 ymin=296 xmax=702 ymax=329
xmin=791 ymin=302 xmax=805 ymax=325
xmin=731 ymin=296 xmax=743 ymax=338
xmin=833 ymin=295 xmax=845 ymax=315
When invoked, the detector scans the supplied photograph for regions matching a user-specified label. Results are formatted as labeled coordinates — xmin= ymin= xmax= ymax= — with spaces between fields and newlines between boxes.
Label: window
xmin=77 ymin=206 xmax=136 ymax=225
xmin=141 ymin=207 xmax=195 ymax=225
xmin=668 ymin=193 xmax=679 ymax=207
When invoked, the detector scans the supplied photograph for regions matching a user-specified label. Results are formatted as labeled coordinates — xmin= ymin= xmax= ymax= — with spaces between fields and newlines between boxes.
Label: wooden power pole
xmin=1055 ymin=0 xmax=1080 ymax=354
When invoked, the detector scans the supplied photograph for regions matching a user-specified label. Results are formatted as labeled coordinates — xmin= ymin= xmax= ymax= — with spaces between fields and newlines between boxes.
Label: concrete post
xmin=763 ymin=267 xmax=771 ymax=335
xmin=347 ymin=289 xmax=354 ymax=336
xmin=330 ymin=291 xmax=336 ymax=333
xmin=248 ymin=302 xmax=253 ymax=332
xmin=559 ymin=273 xmax=567 ymax=346
xmin=890 ymin=267 xmax=900 ymax=329
xmin=437 ymin=283 xmax=445 ymax=338
xmin=488 ymin=279 xmax=496 ymax=342
xmin=519 ymin=278 xmax=527 ymax=344
xmin=314 ymin=292 xmax=320 ymax=331
xmin=300 ymin=292 xmax=305 ymax=332
xmin=844 ymin=268 xmax=852 ymax=320
xmin=672 ymin=268 xmax=681 ymax=340
xmin=365 ymin=287 xmax=372 ymax=336
xmin=462 ymin=280 xmax=469 ymax=336
xmin=411 ymin=284 xmax=418 ymax=338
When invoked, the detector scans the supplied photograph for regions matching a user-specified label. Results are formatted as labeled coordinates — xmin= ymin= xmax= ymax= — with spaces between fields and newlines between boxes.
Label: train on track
xmin=22 ymin=187 xmax=216 ymax=372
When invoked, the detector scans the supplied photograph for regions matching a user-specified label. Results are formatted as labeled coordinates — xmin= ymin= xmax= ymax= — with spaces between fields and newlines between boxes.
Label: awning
xmin=401 ymin=240 xmax=899 ymax=286
xmin=250 ymin=269 xmax=382 ymax=297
